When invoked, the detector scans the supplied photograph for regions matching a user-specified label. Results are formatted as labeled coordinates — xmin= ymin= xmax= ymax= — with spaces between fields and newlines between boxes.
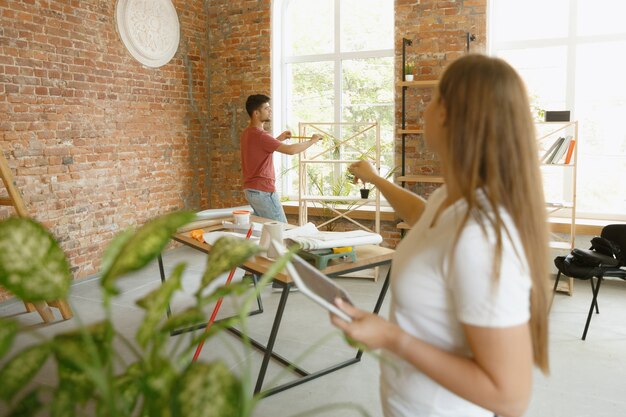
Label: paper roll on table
xmin=259 ymin=221 xmax=284 ymax=258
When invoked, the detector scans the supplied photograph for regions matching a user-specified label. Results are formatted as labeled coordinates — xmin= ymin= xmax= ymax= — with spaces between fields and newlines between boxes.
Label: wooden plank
xmin=399 ymin=79 xmax=438 ymax=87
xmin=397 ymin=222 xmax=410 ymax=230
xmin=397 ymin=175 xmax=444 ymax=184
xmin=398 ymin=129 xmax=424 ymax=134
xmin=173 ymin=219 xmax=394 ymax=284
xmin=177 ymin=218 xmax=225 ymax=233
xmin=0 ymin=153 xmax=28 ymax=217
xmin=1 ymin=152 xmax=74 ymax=322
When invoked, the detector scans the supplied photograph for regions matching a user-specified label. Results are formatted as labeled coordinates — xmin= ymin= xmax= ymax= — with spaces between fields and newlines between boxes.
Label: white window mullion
xmin=334 ymin=0 xmax=342 ymax=127
xmin=565 ymin=0 xmax=578 ymax=114
xmin=333 ymin=0 xmax=342 ymax=176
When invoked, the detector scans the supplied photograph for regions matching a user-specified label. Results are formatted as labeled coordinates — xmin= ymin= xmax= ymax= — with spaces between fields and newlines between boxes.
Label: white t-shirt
xmin=380 ymin=185 xmax=531 ymax=417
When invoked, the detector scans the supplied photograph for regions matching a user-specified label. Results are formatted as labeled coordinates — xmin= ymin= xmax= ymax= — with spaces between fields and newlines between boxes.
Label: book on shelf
xmin=550 ymin=135 xmax=572 ymax=164
xmin=541 ymin=136 xmax=564 ymax=163
xmin=564 ymin=138 xmax=576 ymax=164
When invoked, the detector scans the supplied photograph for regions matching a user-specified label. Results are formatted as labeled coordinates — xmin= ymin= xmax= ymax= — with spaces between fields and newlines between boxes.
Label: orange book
xmin=564 ymin=138 xmax=576 ymax=164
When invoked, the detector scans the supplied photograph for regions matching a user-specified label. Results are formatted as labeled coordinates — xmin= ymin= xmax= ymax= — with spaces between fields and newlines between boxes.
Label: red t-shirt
xmin=240 ymin=126 xmax=282 ymax=192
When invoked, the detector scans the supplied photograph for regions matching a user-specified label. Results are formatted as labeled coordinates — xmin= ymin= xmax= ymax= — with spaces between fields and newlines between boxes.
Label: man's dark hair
xmin=245 ymin=94 xmax=270 ymax=117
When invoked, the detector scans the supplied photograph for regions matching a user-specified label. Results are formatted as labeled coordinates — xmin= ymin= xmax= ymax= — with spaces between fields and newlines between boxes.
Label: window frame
xmin=488 ymin=0 xmax=626 ymax=221
xmin=272 ymin=0 xmax=394 ymax=200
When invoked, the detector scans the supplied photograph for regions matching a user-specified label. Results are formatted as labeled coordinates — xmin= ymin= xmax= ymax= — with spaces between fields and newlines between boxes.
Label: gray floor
xmin=2 ymin=245 xmax=626 ymax=417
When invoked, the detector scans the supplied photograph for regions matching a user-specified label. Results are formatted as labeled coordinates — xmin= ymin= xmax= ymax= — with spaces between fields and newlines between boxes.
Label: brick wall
xmin=0 ymin=0 xmax=485 ymax=302
xmin=0 ymin=0 xmax=212 ymax=301
xmin=205 ymin=0 xmax=272 ymax=208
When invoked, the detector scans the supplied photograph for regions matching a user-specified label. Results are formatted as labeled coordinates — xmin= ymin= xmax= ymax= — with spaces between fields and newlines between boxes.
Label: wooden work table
xmin=162 ymin=216 xmax=394 ymax=397
xmin=172 ymin=216 xmax=394 ymax=283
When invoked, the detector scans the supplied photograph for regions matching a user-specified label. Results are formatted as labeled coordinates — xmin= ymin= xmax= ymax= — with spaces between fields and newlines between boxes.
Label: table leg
xmin=356 ymin=265 xmax=391 ymax=360
xmin=256 ymin=266 xmax=392 ymax=397
xmin=157 ymin=254 xmax=172 ymax=318
xmin=252 ymin=273 xmax=263 ymax=312
xmin=254 ymin=281 xmax=292 ymax=394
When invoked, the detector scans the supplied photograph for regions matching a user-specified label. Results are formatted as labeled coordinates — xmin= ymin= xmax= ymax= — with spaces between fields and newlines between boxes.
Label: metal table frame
xmin=160 ymin=226 xmax=392 ymax=398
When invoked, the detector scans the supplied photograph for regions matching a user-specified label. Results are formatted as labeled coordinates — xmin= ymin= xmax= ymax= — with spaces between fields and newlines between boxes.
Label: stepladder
xmin=0 ymin=151 xmax=73 ymax=323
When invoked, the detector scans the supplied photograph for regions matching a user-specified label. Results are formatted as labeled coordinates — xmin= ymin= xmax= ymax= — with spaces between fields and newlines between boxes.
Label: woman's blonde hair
xmin=438 ymin=54 xmax=550 ymax=373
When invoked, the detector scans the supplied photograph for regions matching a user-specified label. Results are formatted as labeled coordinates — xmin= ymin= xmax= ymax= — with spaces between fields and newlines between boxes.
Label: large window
xmin=272 ymin=0 xmax=394 ymax=198
xmin=489 ymin=0 xmax=626 ymax=220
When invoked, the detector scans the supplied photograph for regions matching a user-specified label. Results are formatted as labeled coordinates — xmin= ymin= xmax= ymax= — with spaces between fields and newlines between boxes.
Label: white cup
xmin=232 ymin=210 xmax=251 ymax=225
xmin=261 ymin=222 xmax=284 ymax=259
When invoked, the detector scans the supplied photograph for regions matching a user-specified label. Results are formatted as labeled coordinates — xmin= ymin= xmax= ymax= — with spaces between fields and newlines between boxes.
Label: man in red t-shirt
xmin=241 ymin=94 xmax=320 ymax=222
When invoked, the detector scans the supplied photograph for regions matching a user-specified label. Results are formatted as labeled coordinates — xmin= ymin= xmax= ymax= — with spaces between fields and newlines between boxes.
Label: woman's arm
xmin=348 ymin=161 xmax=426 ymax=226
xmin=331 ymin=301 xmax=533 ymax=417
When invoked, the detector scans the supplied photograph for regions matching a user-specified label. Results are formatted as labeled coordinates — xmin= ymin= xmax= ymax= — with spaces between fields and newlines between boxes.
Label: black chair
xmin=553 ymin=224 xmax=626 ymax=340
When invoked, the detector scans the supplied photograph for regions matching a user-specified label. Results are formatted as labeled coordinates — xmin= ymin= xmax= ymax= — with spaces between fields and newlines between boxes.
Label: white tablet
xmin=271 ymin=240 xmax=354 ymax=322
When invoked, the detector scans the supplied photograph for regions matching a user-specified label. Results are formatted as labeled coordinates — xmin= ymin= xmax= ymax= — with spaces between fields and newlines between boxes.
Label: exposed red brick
xmin=0 ymin=0 xmax=486 ymax=303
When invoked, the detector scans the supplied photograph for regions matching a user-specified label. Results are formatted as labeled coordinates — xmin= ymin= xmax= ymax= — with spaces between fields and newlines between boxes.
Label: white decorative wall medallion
xmin=116 ymin=0 xmax=180 ymax=68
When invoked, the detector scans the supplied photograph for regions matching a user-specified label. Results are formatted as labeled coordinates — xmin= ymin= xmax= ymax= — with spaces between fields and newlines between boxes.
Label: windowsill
xmin=548 ymin=217 xmax=625 ymax=236
xmin=283 ymin=201 xmax=623 ymax=234
xmin=282 ymin=201 xmax=397 ymax=222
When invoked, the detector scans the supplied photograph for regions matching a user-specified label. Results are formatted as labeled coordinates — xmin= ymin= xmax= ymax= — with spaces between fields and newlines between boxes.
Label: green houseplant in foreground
xmin=0 ymin=212 xmax=375 ymax=417
xmin=0 ymin=212 xmax=294 ymax=417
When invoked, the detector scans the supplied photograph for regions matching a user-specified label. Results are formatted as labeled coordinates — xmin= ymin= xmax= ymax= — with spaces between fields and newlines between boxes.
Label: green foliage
xmin=201 ymin=236 xmax=260 ymax=289
xmin=52 ymin=321 xmax=112 ymax=372
xmin=286 ymin=56 xmax=396 ymax=193
xmin=0 ymin=211 xmax=364 ymax=417
xmin=0 ymin=318 xmax=18 ymax=359
xmin=0 ymin=212 xmax=268 ymax=416
xmin=529 ymin=93 xmax=546 ymax=122
xmin=404 ymin=59 xmax=415 ymax=75
xmin=101 ymin=211 xmax=196 ymax=295
xmin=172 ymin=361 xmax=243 ymax=417
xmin=0 ymin=343 xmax=51 ymax=401
xmin=135 ymin=263 xmax=185 ymax=349
xmin=0 ymin=217 xmax=71 ymax=302
xmin=6 ymin=389 xmax=43 ymax=417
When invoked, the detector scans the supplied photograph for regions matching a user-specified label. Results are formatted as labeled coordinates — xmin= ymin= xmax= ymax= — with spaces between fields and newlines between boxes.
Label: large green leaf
xmin=99 ymin=228 xmax=134 ymax=279
xmin=55 ymin=365 xmax=95 ymax=409
xmin=135 ymin=263 xmax=185 ymax=349
xmin=51 ymin=386 xmax=75 ymax=417
xmin=160 ymin=307 xmax=206 ymax=334
xmin=7 ymin=389 xmax=43 ymax=417
xmin=113 ymin=362 xmax=142 ymax=415
xmin=172 ymin=361 xmax=242 ymax=417
xmin=0 ymin=217 xmax=71 ymax=302
xmin=141 ymin=358 xmax=177 ymax=416
xmin=52 ymin=322 xmax=112 ymax=372
xmin=0 ymin=343 xmax=51 ymax=401
xmin=101 ymin=211 xmax=195 ymax=294
xmin=201 ymin=237 xmax=259 ymax=288
xmin=0 ymin=318 xmax=18 ymax=359
xmin=196 ymin=281 xmax=252 ymax=308
xmin=187 ymin=317 xmax=240 ymax=352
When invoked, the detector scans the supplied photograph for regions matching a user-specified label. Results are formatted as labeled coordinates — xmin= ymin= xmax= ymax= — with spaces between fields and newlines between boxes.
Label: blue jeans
xmin=243 ymin=189 xmax=287 ymax=223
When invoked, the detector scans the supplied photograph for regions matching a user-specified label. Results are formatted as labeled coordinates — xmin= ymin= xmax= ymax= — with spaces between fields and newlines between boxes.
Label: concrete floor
xmin=1 ymin=244 xmax=626 ymax=417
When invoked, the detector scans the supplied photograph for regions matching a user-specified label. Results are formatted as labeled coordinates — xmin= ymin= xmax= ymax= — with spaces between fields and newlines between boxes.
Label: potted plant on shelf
xmin=404 ymin=59 xmax=415 ymax=82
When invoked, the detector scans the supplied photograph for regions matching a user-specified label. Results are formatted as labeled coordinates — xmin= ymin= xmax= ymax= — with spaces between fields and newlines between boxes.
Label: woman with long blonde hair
xmin=333 ymin=54 xmax=550 ymax=417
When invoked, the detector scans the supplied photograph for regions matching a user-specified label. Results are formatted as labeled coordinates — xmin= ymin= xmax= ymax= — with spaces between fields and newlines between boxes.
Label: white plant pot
xmin=405 ymin=74 xmax=414 ymax=81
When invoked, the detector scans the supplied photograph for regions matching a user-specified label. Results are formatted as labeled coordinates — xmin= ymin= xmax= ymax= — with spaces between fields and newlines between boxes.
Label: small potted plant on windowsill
xmin=404 ymin=59 xmax=415 ymax=82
